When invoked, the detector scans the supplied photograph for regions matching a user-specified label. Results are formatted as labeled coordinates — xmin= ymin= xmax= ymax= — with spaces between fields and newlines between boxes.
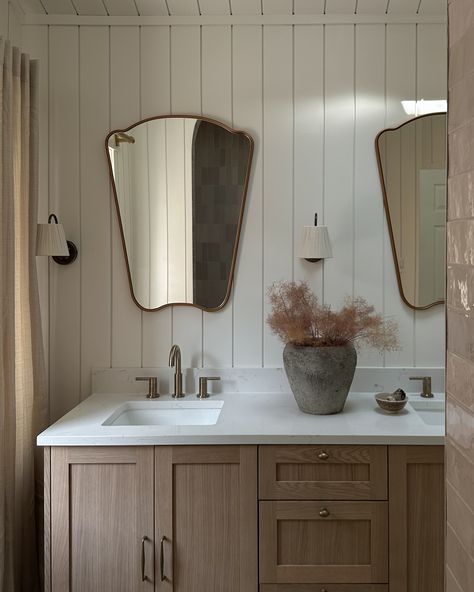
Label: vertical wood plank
xmin=110 ymin=26 xmax=142 ymax=367
xmin=201 ymin=25 xmax=234 ymax=367
xmin=354 ymin=24 xmax=386 ymax=366
xmin=385 ymin=24 xmax=416 ymax=366
xmin=140 ymin=26 xmax=173 ymax=367
xmin=293 ymin=25 xmax=324 ymax=302
xmin=79 ymin=26 xmax=111 ymax=400
xmin=22 ymin=25 xmax=50 ymax=415
xmin=263 ymin=25 xmax=293 ymax=367
xmin=0 ymin=0 xmax=8 ymax=39
xmin=324 ymin=25 xmax=355 ymax=307
xmin=49 ymin=26 xmax=81 ymax=421
xmin=232 ymin=25 xmax=263 ymax=367
xmin=7 ymin=2 xmax=22 ymax=47
xmin=414 ymin=23 xmax=447 ymax=367
xmin=170 ymin=25 xmax=203 ymax=369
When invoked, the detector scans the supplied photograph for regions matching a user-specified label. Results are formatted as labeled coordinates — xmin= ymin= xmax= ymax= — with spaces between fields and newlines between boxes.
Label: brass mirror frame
xmin=375 ymin=112 xmax=446 ymax=311
xmin=105 ymin=114 xmax=254 ymax=313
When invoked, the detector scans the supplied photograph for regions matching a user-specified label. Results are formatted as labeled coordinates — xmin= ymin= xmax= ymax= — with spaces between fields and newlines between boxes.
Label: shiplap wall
xmin=1 ymin=1 xmax=22 ymax=45
xmin=21 ymin=21 xmax=447 ymax=421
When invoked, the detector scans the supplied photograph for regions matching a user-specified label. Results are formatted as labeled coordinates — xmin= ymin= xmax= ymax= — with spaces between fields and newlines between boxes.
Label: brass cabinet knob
xmin=319 ymin=508 xmax=330 ymax=518
xmin=317 ymin=450 xmax=329 ymax=460
xmin=321 ymin=588 xmax=328 ymax=592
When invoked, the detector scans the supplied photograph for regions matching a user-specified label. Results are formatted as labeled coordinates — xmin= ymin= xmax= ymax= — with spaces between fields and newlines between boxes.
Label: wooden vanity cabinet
xmin=48 ymin=446 xmax=154 ymax=592
xmin=154 ymin=445 xmax=258 ymax=592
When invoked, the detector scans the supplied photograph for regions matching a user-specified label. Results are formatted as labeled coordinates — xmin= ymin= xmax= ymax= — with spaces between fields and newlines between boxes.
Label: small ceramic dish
xmin=375 ymin=391 xmax=408 ymax=413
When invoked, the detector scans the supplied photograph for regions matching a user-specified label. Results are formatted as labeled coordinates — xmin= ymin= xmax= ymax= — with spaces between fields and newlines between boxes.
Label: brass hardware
xmin=114 ymin=131 xmax=135 ymax=146
xmin=169 ymin=345 xmax=184 ymax=398
xmin=141 ymin=536 xmax=148 ymax=582
xmin=136 ymin=376 xmax=159 ymax=398
xmin=409 ymin=376 xmax=434 ymax=398
xmin=197 ymin=376 xmax=221 ymax=399
xmin=319 ymin=508 xmax=330 ymax=518
xmin=321 ymin=589 xmax=328 ymax=592
xmin=160 ymin=536 xmax=167 ymax=582
xmin=317 ymin=451 xmax=329 ymax=460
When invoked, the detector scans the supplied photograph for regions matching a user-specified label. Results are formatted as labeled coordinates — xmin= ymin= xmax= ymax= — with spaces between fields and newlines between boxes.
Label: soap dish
xmin=375 ymin=390 xmax=408 ymax=413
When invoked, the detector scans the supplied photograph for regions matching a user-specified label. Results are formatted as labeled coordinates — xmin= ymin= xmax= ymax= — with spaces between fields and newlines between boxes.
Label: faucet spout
xmin=169 ymin=344 xmax=184 ymax=398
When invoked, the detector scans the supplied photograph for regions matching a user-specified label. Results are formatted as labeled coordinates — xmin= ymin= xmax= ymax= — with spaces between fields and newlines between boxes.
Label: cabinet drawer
xmin=259 ymin=445 xmax=387 ymax=500
xmin=260 ymin=586 xmax=388 ymax=591
xmin=259 ymin=501 xmax=388 ymax=584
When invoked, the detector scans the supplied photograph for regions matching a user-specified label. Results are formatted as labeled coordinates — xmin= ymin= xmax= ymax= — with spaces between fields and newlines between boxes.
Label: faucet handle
xmin=136 ymin=376 xmax=159 ymax=399
xmin=197 ymin=376 xmax=220 ymax=399
xmin=409 ymin=376 xmax=433 ymax=398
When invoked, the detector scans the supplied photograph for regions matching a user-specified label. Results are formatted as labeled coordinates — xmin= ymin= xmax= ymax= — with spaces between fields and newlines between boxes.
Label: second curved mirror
xmin=376 ymin=112 xmax=447 ymax=310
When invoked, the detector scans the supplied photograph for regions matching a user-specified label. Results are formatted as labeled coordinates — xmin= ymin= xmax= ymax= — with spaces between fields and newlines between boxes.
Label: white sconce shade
xmin=36 ymin=213 xmax=78 ymax=265
xmin=297 ymin=225 xmax=333 ymax=262
xmin=36 ymin=222 xmax=69 ymax=256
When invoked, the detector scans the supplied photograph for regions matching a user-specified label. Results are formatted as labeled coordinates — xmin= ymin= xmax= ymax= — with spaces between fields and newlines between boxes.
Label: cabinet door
xmin=50 ymin=447 xmax=154 ymax=592
xmin=155 ymin=445 xmax=258 ymax=592
xmin=260 ymin=501 xmax=388 ymax=584
xmin=260 ymin=586 xmax=388 ymax=592
xmin=389 ymin=445 xmax=444 ymax=592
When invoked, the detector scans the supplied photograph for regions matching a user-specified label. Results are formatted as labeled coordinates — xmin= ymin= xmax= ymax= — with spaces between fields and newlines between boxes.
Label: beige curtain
xmin=0 ymin=38 xmax=48 ymax=592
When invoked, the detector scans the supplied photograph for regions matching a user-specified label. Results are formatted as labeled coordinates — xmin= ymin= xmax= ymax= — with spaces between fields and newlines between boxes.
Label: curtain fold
xmin=0 ymin=37 xmax=47 ymax=592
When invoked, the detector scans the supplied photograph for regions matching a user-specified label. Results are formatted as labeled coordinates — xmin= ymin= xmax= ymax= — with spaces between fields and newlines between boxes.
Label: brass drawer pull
xmin=321 ymin=588 xmax=328 ymax=592
xmin=317 ymin=451 xmax=329 ymax=460
xmin=319 ymin=508 xmax=330 ymax=518
xmin=141 ymin=536 xmax=148 ymax=582
xmin=160 ymin=535 xmax=167 ymax=581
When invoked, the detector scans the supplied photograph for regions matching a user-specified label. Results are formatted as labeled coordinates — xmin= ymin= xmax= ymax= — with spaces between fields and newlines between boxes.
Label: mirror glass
xmin=106 ymin=116 xmax=253 ymax=311
xmin=376 ymin=113 xmax=447 ymax=310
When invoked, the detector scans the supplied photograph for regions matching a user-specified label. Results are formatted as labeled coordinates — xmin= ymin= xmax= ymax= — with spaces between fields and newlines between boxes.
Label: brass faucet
xmin=409 ymin=376 xmax=433 ymax=398
xmin=169 ymin=344 xmax=184 ymax=398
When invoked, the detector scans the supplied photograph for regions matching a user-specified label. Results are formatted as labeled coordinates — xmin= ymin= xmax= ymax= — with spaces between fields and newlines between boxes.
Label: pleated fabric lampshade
xmin=36 ymin=215 xmax=69 ymax=256
xmin=297 ymin=225 xmax=333 ymax=261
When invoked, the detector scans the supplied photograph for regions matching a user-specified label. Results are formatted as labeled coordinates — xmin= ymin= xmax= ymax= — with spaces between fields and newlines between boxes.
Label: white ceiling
xmin=16 ymin=0 xmax=447 ymax=17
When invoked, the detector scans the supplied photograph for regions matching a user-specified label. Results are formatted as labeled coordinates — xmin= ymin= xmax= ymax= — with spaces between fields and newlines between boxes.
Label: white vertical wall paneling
xmin=356 ymin=0 xmax=389 ymax=13
xmin=293 ymin=0 xmax=325 ymax=14
xmin=293 ymin=25 xmax=324 ymax=302
xmin=79 ymin=26 xmax=111 ymax=399
xmin=110 ymin=26 xmax=142 ymax=367
xmin=170 ymin=25 xmax=203 ymax=368
xmin=323 ymin=25 xmax=355 ymax=307
xmin=22 ymin=24 xmax=50 ymax=417
xmin=414 ymin=23 xmax=446 ymax=366
xmin=354 ymin=24 xmax=386 ymax=366
xmin=384 ymin=24 xmax=416 ymax=366
xmin=49 ymin=26 xmax=81 ymax=421
xmin=387 ymin=0 xmax=419 ymax=14
xmin=232 ymin=25 xmax=263 ymax=367
xmin=199 ymin=0 xmax=230 ymax=15
xmin=201 ymin=25 xmax=234 ymax=367
xmin=17 ymin=0 xmax=45 ymax=15
xmin=263 ymin=25 xmax=293 ymax=366
xmin=0 ymin=0 xmax=8 ymax=39
xmin=8 ymin=2 xmax=22 ymax=46
xmin=262 ymin=0 xmax=292 ymax=14
xmin=140 ymin=26 xmax=173 ymax=368
xmin=418 ymin=0 xmax=446 ymax=15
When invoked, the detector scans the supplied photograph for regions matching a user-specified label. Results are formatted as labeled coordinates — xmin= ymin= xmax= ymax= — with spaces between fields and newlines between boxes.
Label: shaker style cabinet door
xmin=155 ymin=445 xmax=258 ymax=592
xmin=389 ymin=446 xmax=444 ymax=592
xmin=259 ymin=500 xmax=388 ymax=585
xmin=49 ymin=446 xmax=154 ymax=592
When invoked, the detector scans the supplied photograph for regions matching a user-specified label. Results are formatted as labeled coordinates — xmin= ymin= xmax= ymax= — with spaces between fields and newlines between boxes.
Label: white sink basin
xmin=409 ymin=399 xmax=445 ymax=426
xmin=102 ymin=400 xmax=224 ymax=426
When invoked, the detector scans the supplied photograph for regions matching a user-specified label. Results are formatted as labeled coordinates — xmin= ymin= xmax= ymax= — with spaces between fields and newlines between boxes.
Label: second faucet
xmin=169 ymin=344 xmax=184 ymax=398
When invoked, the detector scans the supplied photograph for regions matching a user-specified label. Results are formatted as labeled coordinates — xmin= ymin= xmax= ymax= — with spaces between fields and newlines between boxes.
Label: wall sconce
xmin=36 ymin=214 xmax=78 ymax=265
xmin=297 ymin=214 xmax=332 ymax=263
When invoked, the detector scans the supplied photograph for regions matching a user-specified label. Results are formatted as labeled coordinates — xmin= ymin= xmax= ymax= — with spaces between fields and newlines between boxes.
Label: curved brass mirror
xmin=106 ymin=115 xmax=254 ymax=312
xmin=376 ymin=113 xmax=446 ymax=310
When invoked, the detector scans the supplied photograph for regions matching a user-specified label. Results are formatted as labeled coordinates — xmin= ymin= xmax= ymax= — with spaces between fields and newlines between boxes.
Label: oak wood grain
xmin=260 ymin=585 xmax=388 ymax=591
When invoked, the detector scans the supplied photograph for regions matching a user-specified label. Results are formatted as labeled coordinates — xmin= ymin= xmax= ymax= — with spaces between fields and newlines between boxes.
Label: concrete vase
xmin=283 ymin=342 xmax=357 ymax=415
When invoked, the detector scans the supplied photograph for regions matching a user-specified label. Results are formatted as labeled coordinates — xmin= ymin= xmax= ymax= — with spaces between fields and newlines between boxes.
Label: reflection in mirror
xmin=106 ymin=116 xmax=253 ymax=311
xmin=376 ymin=113 xmax=446 ymax=310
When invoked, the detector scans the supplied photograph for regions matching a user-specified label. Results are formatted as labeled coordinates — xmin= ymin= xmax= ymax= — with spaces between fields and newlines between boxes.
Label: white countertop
xmin=37 ymin=391 xmax=445 ymax=446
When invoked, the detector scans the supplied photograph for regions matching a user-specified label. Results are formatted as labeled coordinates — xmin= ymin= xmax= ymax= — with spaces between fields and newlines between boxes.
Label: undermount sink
xmin=102 ymin=400 xmax=224 ymax=426
xmin=409 ymin=399 xmax=445 ymax=426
